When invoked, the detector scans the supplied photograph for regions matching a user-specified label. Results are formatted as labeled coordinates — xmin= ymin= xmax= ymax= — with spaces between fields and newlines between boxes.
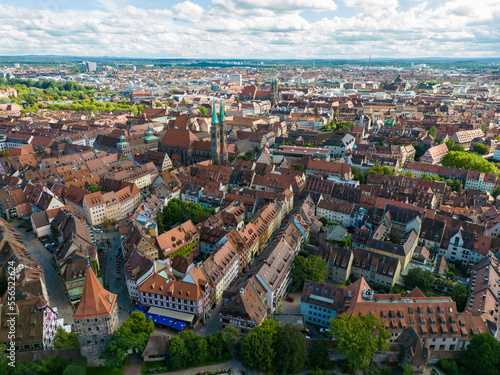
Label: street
xmin=95 ymin=230 xmax=131 ymax=324
xmin=17 ymin=228 xmax=74 ymax=323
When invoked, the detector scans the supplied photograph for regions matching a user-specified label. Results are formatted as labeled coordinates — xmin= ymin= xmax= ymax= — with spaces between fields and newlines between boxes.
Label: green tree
xmin=53 ymin=327 xmax=79 ymax=349
xmin=197 ymin=105 xmax=209 ymax=116
xmin=240 ymin=319 xmax=280 ymax=373
xmin=461 ymin=333 xmax=500 ymax=375
xmin=291 ymin=255 xmax=327 ymax=289
xmin=330 ymin=314 xmax=390 ymax=371
xmin=413 ymin=144 xmax=426 ymax=160
xmin=102 ymin=311 xmax=154 ymax=368
xmin=337 ymin=121 xmax=355 ymax=130
xmin=62 ymin=357 xmax=87 ymax=375
xmin=87 ymin=183 xmax=102 ymax=193
xmin=167 ymin=336 xmax=188 ymax=370
xmin=473 ymin=142 xmax=490 ymax=155
xmin=445 ymin=140 xmax=465 ymax=152
xmin=274 ymin=324 xmax=308 ymax=375
xmin=450 ymin=283 xmax=468 ymax=312
xmin=220 ymin=324 xmax=239 ymax=351
xmin=403 ymin=268 xmax=435 ymax=293
xmin=351 ymin=166 xmax=367 ymax=184
xmin=292 ymin=163 xmax=305 ymax=172
xmin=492 ymin=186 xmax=500 ymax=199
xmin=0 ymin=151 xmax=12 ymax=158
xmin=309 ymin=341 xmax=331 ymax=370
xmin=367 ymin=163 xmax=394 ymax=176
xmin=442 ymin=151 xmax=500 ymax=175
xmin=428 ymin=126 xmax=437 ymax=139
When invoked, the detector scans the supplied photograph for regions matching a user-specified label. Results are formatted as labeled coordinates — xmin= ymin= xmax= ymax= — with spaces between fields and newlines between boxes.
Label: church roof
xmin=211 ymin=103 xmax=219 ymax=124
xmin=72 ymin=267 xmax=117 ymax=319
xmin=219 ymin=101 xmax=225 ymax=122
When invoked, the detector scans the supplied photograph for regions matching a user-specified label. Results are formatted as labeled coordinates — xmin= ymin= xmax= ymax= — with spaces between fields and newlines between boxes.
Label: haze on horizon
xmin=0 ymin=0 xmax=499 ymax=60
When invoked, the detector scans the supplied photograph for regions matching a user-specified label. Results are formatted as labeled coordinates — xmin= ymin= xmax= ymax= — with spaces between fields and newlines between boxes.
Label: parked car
xmin=26 ymin=228 xmax=33 ymax=232
xmin=319 ymin=328 xmax=330 ymax=335
xmin=286 ymin=296 xmax=294 ymax=302
xmin=52 ymin=307 xmax=59 ymax=315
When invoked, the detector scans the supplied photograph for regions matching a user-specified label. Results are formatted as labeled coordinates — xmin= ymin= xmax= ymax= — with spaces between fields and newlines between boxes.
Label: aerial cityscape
xmin=1 ymin=1 xmax=500 ymax=375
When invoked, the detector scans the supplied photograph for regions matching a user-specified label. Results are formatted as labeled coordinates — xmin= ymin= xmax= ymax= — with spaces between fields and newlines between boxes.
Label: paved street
xmin=95 ymin=229 xmax=130 ymax=324
xmin=17 ymin=227 xmax=74 ymax=323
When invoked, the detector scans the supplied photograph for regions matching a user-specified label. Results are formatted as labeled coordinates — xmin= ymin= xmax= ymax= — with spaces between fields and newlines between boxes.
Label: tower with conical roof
xmin=210 ymin=102 xmax=221 ymax=161
xmin=72 ymin=267 xmax=118 ymax=365
xmin=219 ymin=101 xmax=228 ymax=163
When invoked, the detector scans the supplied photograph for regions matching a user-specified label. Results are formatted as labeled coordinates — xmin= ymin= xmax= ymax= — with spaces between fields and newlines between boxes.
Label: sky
xmin=0 ymin=0 xmax=499 ymax=59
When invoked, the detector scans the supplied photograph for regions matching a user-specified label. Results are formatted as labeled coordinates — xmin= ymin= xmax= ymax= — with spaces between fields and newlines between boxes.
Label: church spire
xmin=211 ymin=102 xmax=219 ymax=124
xmin=219 ymin=101 xmax=225 ymax=122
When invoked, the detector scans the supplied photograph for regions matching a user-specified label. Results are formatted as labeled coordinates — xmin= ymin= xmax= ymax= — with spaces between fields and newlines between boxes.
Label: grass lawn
xmin=87 ymin=366 xmax=126 ymax=375
xmin=141 ymin=354 xmax=232 ymax=375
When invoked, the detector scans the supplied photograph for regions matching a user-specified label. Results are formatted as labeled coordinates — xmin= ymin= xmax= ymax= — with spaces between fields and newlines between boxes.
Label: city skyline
xmin=1 ymin=0 xmax=499 ymax=59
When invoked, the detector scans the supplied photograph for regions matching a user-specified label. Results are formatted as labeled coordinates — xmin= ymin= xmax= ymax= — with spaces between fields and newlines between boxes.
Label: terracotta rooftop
xmin=72 ymin=267 xmax=117 ymax=319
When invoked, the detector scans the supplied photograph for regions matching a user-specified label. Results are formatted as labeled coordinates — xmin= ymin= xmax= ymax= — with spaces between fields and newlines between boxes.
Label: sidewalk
xmin=156 ymin=358 xmax=247 ymax=375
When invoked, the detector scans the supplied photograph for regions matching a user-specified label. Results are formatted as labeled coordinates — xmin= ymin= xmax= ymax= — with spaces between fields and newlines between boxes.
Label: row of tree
xmin=167 ymin=326 xmax=238 ymax=370
xmin=442 ymin=151 xmax=500 ymax=175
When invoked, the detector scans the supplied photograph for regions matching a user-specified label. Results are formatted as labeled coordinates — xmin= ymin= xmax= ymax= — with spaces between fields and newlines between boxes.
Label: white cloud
xmin=213 ymin=0 xmax=337 ymax=13
xmin=0 ymin=0 xmax=498 ymax=59
xmin=172 ymin=1 xmax=205 ymax=22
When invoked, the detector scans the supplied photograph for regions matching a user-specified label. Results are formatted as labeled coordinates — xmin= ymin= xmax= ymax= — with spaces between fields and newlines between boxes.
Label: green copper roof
xmin=211 ymin=102 xmax=219 ymax=124
xmin=117 ymin=134 xmax=128 ymax=146
xmin=219 ymin=101 xmax=225 ymax=122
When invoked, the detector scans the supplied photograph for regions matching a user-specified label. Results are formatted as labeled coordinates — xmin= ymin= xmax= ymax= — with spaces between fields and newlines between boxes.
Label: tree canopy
xmin=291 ymin=254 xmax=327 ymax=289
xmin=240 ymin=319 xmax=280 ymax=373
xmin=403 ymin=268 xmax=435 ymax=293
xmin=473 ymin=142 xmax=490 ymax=155
xmin=450 ymin=283 xmax=468 ymax=312
xmin=442 ymin=151 xmax=500 ymax=175
xmin=445 ymin=140 xmax=465 ymax=152
xmin=330 ymin=314 xmax=390 ymax=370
xmin=166 ymin=326 xmax=237 ymax=371
xmin=102 ymin=311 xmax=154 ymax=368
xmin=240 ymin=319 xmax=308 ymax=375
xmin=156 ymin=198 xmax=214 ymax=233
xmin=428 ymin=126 xmax=437 ymax=138
xmin=366 ymin=163 xmax=394 ymax=176
xmin=274 ymin=324 xmax=309 ymax=374
xmin=462 ymin=333 xmax=500 ymax=375
xmin=197 ymin=105 xmax=209 ymax=116
xmin=53 ymin=327 xmax=79 ymax=349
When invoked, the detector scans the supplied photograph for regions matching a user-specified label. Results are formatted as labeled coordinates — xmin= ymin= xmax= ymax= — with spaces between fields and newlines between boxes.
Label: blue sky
xmin=0 ymin=0 xmax=498 ymax=59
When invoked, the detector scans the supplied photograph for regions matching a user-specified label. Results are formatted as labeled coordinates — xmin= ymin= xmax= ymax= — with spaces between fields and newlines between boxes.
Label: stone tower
xmin=270 ymin=77 xmax=278 ymax=107
xmin=143 ymin=123 xmax=159 ymax=151
xmin=219 ymin=101 xmax=228 ymax=163
xmin=210 ymin=102 xmax=220 ymax=161
xmin=73 ymin=267 xmax=119 ymax=366
xmin=116 ymin=134 xmax=130 ymax=155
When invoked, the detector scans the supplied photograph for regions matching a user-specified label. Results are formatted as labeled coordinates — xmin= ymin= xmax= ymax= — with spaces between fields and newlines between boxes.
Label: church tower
xmin=219 ymin=101 xmax=228 ymax=163
xmin=116 ymin=134 xmax=129 ymax=155
xmin=72 ymin=267 xmax=118 ymax=366
xmin=210 ymin=102 xmax=220 ymax=161
xmin=143 ymin=123 xmax=159 ymax=151
xmin=270 ymin=77 xmax=278 ymax=107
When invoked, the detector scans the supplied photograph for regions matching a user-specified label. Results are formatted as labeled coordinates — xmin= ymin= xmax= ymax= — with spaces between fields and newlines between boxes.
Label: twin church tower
xmin=210 ymin=101 xmax=229 ymax=163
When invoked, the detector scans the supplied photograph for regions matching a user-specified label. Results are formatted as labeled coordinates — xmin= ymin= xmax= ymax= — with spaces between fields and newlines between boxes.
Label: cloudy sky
xmin=0 ymin=0 xmax=499 ymax=59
